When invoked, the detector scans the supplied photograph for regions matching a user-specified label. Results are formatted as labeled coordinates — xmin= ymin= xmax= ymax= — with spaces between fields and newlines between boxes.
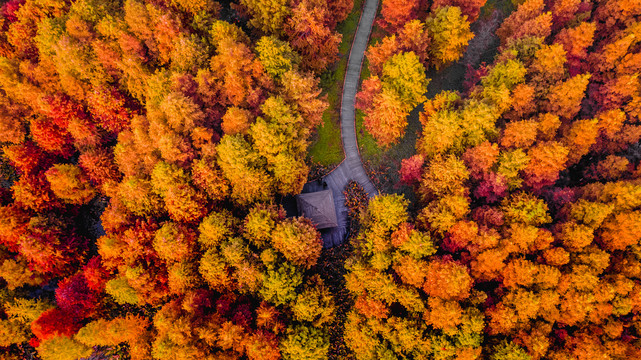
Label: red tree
xmin=86 ymin=86 xmax=135 ymax=133
xmin=3 ymin=141 xmax=53 ymax=175
xmin=78 ymin=148 xmax=122 ymax=188
xmin=378 ymin=0 xmax=420 ymax=33
xmin=285 ymin=0 xmax=341 ymax=72
xmin=31 ymin=308 xmax=82 ymax=345
xmin=29 ymin=118 xmax=75 ymax=158
xmin=399 ymin=154 xmax=424 ymax=186
xmin=55 ymin=273 xmax=100 ymax=318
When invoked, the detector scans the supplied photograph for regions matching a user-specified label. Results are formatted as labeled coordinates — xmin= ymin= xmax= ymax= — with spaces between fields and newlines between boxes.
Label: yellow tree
xmin=44 ymin=164 xmax=95 ymax=205
xmin=271 ymin=217 xmax=323 ymax=269
xmin=240 ymin=0 xmax=290 ymax=34
xmin=279 ymin=70 xmax=328 ymax=130
xmin=426 ymin=6 xmax=474 ymax=69
xmin=216 ymin=134 xmax=274 ymax=205
xmin=381 ymin=51 xmax=428 ymax=108
xmin=255 ymin=36 xmax=299 ymax=79
xmin=362 ymin=52 xmax=428 ymax=147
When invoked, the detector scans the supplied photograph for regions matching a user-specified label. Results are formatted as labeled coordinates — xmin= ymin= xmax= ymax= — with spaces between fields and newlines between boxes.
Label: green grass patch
xmin=355 ymin=109 xmax=381 ymax=159
xmin=309 ymin=0 xmax=365 ymax=166
xmin=360 ymin=57 xmax=370 ymax=82
xmin=308 ymin=111 xmax=343 ymax=165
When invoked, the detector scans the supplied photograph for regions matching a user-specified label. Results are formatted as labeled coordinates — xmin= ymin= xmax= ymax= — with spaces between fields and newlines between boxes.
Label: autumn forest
xmin=0 ymin=0 xmax=640 ymax=359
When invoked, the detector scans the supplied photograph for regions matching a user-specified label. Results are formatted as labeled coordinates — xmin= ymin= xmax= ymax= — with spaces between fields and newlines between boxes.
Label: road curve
xmin=335 ymin=0 xmax=379 ymax=197
xmin=304 ymin=0 xmax=380 ymax=247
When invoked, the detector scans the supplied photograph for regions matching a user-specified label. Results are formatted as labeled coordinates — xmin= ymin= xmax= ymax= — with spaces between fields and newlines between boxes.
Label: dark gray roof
xmin=296 ymin=190 xmax=339 ymax=229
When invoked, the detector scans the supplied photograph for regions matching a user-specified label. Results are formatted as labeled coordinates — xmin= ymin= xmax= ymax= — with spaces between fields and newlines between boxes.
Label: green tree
xmin=255 ymin=36 xmax=299 ymax=79
xmin=491 ymin=340 xmax=532 ymax=360
xmin=260 ymin=262 xmax=303 ymax=306
xmin=280 ymin=325 xmax=330 ymax=360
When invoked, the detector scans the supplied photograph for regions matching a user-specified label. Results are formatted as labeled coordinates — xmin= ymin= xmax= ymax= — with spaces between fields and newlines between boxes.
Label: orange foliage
xmin=507 ymin=83 xmax=536 ymax=120
xmin=279 ymin=70 xmax=327 ymax=129
xmin=191 ymin=159 xmax=230 ymax=202
xmin=327 ymin=0 xmax=354 ymax=26
xmin=354 ymin=295 xmax=390 ymax=319
xmin=423 ymin=258 xmax=472 ymax=300
xmin=44 ymin=164 xmax=95 ymax=205
xmin=462 ymin=141 xmax=500 ymax=179
xmin=78 ymin=148 xmax=122 ymax=189
xmin=245 ymin=330 xmax=280 ymax=360
xmin=562 ymin=119 xmax=599 ymax=165
xmin=285 ymin=0 xmax=341 ymax=72
xmin=501 ymin=258 xmax=537 ymax=288
xmin=363 ymin=89 xmax=408 ymax=147
xmin=536 ymin=113 xmax=561 ymax=140
xmin=596 ymin=108 xmax=626 ymax=139
xmin=221 ymin=107 xmax=252 ymax=135
xmin=523 ymin=141 xmax=569 ymax=190
xmin=0 ymin=98 xmax=26 ymax=144
xmin=471 ymin=248 xmax=507 ymax=280
xmin=378 ymin=0 xmax=420 ymax=33
xmin=593 ymin=0 xmax=641 ymax=35
xmin=210 ymin=39 xmax=268 ymax=107
xmin=271 ymin=217 xmax=322 ymax=269
xmin=496 ymin=0 xmax=546 ymax=45
xmin=530 ymin=44 xmax=567 ymax=85
xmin=545 ymin=74 xmax=591 ymax=120
xmin=554 ymin=22 xmax=596 ymax=75
xmin=397 ymin=20 xmax=431 ymax=68
xmin=542 ymin=247 xmax=570 ymax=266
xmin=3 ymin=141 xmax=53 ymax=175
xmin=585 ymin=155 xmax=630 ymax=181
xmin=594 ymin=74 xmax=640 ymax=112
xmin=366 ymin=36 xmax=399 ymax=76
xmin=355 ymin=76 xmax=382 ymax=111
xmin=443 ymin=220 xmax=478 ymax=252
xmin=500 ymin=120 xmax=539 ymax=149
xmin=425 ymin=297 xmax=463 ymax=330
xmin=12 ymin=175 xmax=58 ymax=212
xmin=556 ymin=221 xmax=594 ymax=250
xmin=486 ymin=303 xmax=518 ymax=335
xmin=550 ymin=0 xmax=581 ymax=30
xmin=29 ymin=117 xmax=74 ymax=158
xmin=393 ymin=255 xmax=428 ymax=287
xmin=599 ymin=211 xmax=641 ymax=251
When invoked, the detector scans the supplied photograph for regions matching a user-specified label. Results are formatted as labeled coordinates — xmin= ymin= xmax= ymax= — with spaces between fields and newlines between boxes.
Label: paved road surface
xmin=303 ymin=0 xmax=380 ymax=247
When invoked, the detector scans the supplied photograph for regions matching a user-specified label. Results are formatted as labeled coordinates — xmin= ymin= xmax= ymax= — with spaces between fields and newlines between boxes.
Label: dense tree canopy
xmin=1 ymin=0 xmax=641 ymax=359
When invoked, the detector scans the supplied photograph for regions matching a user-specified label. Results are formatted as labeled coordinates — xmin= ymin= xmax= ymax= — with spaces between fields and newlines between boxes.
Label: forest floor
xmin=315 ymin=1 xmax=514 ymax=359
xmin=357 ymin=0 xmax=514 ymax=207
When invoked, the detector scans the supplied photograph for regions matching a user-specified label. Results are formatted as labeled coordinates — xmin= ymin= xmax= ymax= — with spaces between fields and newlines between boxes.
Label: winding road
xmin=303 ymin=0 xmax=379 ymax=247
